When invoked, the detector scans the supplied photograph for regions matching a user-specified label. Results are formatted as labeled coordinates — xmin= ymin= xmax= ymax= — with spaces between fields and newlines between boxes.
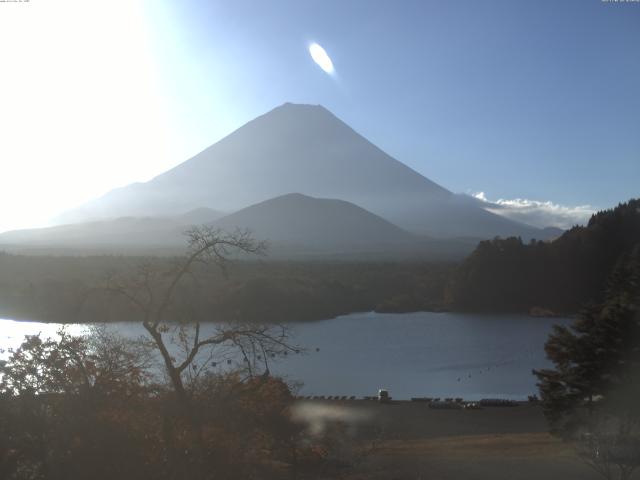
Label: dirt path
xmin=293 ymin=400 xmax=613 ymax=479
xmin=354 ymin=433 xmax=599 ymax=480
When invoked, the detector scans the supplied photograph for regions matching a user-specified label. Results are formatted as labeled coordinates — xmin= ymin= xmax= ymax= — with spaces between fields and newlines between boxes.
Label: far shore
xmin=0 ymin=305 xmax=577 ymax=325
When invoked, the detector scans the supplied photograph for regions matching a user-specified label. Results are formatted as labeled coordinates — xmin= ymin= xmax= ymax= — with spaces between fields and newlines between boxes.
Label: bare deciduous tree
xmin=106 ymin=226 xmax=297 ymax=400
xmin=103 ymin=226 xmax=303 ymax=477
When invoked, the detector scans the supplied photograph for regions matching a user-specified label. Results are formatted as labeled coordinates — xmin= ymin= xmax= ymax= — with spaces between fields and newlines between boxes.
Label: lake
xmin=0 ymin=311 xmax=568 ymax=400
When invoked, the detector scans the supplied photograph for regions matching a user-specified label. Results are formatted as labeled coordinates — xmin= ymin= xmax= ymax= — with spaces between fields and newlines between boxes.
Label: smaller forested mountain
xmin=212 ymin=193 xmax=417 ymax=251
xmin=448 ymin=198 xmax=640 ymax=313
xmin=0 ymin=194 xmax=476 ymax=259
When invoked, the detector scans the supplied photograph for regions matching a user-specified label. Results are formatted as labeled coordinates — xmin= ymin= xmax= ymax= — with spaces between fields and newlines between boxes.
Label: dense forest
xmin=0 ymin=254 xmax=452 ymax=324
xmin=448 ymin=198 xmax=640 ymax=313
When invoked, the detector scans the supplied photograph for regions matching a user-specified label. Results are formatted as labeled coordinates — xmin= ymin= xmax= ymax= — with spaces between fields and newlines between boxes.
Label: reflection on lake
xmin=0 ymin=311 xmax=568 ymax=400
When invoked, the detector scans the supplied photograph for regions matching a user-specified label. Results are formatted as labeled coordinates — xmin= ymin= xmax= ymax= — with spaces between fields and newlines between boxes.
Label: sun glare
xmin=0 ymin=1 xmax=171 ymax=232
xmin=309 ymin=42 xmax=335 ymax=75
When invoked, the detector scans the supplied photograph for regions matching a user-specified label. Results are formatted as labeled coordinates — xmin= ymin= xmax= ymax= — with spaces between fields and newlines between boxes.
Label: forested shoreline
xmin=0 ymin=255 xmax=453 ymax=324
xmin=448 ymin=199 xmax=640 ymax=314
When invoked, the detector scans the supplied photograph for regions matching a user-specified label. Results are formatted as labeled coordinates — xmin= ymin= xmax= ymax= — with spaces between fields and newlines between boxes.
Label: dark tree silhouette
xmin=105 ymin=226 xmax=297 ymax=396
xmin=534 ymin=245 xmax=640 ymax=480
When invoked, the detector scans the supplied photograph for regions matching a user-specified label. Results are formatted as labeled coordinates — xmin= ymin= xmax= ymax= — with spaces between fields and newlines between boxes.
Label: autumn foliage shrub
xmin=0 ymin=332 xmax=317 ymax=480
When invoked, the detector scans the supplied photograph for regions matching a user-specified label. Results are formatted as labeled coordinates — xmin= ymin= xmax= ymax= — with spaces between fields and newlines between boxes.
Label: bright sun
xmin=309 ymin=42 xmax=335 ymax=75
xmin=0 ymin=1 xmax=171 ymax=233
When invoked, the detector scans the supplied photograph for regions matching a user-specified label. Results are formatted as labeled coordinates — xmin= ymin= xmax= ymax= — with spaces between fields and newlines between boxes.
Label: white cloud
xmin=474 ymin=192 xmax=489 ymax=202
xmin=473 ymin=192 xmax=595 ymax=230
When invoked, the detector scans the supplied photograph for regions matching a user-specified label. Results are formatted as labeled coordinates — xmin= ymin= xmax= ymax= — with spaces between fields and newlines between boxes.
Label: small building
xmin=378 ymin=389 xmax=391 ymax=403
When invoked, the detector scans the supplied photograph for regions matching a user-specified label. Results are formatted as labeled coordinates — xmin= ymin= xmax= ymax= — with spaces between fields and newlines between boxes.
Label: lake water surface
xmin=0 ymin=311 xmax=568 ymax=400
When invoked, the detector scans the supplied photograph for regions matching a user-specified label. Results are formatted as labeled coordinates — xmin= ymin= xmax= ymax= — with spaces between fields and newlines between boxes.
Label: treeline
xmin=0 ymin=255 xmax=453 ymax=323
xmin=448 ymin=198 xmax=640 ymax=313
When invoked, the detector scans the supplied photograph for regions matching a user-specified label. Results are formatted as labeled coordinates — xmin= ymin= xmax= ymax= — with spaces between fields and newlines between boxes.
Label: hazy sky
xmin=1 ymin=0 xmax=638 ymax=233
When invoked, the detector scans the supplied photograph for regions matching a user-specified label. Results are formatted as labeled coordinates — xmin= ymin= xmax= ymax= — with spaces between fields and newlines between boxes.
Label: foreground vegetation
xmin=533 ymin=244 xmax=640 ymax=480
xmin=0 ymin=328 xmax=352 ymax=480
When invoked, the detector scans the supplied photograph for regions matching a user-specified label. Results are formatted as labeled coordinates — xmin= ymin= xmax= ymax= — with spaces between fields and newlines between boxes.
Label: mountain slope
xmin=0 ymin=208 xmax=223 ymax=250
xmin=57 ymin=103 xmax=546 ymax=240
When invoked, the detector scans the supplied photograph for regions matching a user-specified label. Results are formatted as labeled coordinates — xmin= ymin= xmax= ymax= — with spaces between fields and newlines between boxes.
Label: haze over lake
xmin=0 ymin=312 xmax=567 ymax=400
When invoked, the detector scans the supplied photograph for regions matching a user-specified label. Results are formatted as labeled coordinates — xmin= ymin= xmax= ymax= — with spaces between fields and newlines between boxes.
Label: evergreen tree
xmin=534 ymin=245 xmax=640 ymax=479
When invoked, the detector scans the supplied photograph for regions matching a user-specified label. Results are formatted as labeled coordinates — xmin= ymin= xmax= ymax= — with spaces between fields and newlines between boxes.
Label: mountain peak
xmin=260 ymin=102 xmax=335 ymax=123
xmin=277 ymin=102 xmax=327 ymax=111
